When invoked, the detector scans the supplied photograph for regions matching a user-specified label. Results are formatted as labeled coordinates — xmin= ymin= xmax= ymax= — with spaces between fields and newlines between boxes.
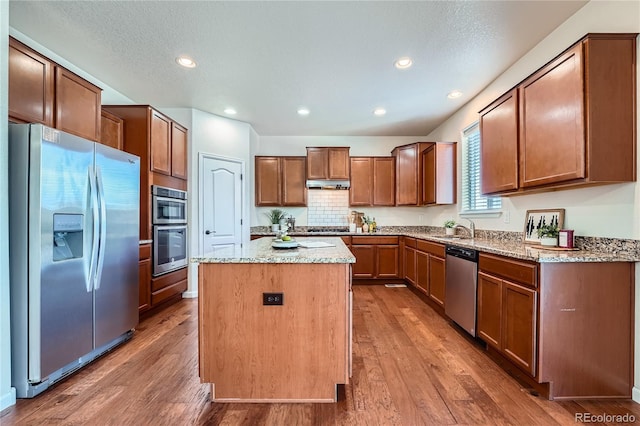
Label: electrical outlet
xmin=503 ymin=210 xmax=510 ymax=223
xmin=263 ymin=292 xmax=284 ymax=306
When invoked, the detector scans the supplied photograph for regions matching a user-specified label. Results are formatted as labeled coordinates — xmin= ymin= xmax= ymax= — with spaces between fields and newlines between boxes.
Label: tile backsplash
xmin=307 ymin=190 xmax=349 ymax=226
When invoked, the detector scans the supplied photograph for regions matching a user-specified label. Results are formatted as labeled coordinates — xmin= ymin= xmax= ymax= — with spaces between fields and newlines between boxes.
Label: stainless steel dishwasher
xmin=445 ymin=245 xmax=479 ymax=336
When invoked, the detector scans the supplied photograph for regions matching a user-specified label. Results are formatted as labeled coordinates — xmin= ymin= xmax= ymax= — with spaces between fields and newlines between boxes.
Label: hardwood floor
xmin=2 ymin=285 xmax=639 ymax=425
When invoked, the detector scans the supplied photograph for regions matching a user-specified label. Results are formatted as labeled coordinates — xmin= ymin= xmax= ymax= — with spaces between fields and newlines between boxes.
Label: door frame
xmin=198 ymin=152 xmax=245 ymax=255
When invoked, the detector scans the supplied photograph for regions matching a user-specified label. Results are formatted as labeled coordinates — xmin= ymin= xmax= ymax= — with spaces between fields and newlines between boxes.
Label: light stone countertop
xmin=191 ymin=237 xmax=356 ymax=264
xmin=250 ymin=228 xmax=640 ymax=263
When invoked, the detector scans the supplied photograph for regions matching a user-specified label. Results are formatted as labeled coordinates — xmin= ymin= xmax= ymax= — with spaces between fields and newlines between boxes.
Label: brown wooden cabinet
xmin=150 ymin=267 xmax=188 ymax=307
xmin=428 ymin=255 xmax=446 ymax=307
xmin=138 ymin=244 xmax=151 ymax=314
xmin=403 ymin=238 xmax=445 ymax=306
xmin=480 ymin=33 xmax=637 ymax=195
xmin=100 ymin=110 xmax=124 ymax=150
xmin=403 ymin=244 xmax=416 ymax=285
xmin=351 ymin=236 xmax=400 ymax=280
xmin=102 ymin=105 xmax=188 ymax=241
xmin=349 ymin=157 xmax=395 ymax=206
xmin=255 ymin=156 xmax=307 ymax=206
xmin=392 ymin=142 xmax=456 ymax=206
xmin=9 ymin=36 xmax=102 ymax=142
xmin=306 ymin=147 xmax=350 ymax=180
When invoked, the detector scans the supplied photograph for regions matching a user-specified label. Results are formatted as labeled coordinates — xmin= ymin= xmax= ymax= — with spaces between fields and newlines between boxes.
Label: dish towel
xmin=298 ymin=241 xmax=336 ymax=248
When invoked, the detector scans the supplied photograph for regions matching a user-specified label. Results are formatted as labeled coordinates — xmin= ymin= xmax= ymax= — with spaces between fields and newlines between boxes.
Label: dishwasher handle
xmin=445 ymin=245 xmax=478 ymax=262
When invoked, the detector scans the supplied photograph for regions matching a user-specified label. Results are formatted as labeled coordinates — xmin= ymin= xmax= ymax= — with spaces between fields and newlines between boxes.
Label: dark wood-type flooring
xmin=2 ymin=285 xmax=639 ymax=425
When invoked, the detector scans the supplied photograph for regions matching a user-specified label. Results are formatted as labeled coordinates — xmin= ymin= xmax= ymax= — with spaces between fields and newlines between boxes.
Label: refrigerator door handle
xmin=94 ymin=166 xmax=107 ymax=290
xmin=88 ymin=166 xmax=100 ymax=292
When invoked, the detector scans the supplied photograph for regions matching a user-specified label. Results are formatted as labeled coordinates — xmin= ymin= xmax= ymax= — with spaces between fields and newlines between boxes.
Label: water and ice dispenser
xmin=52 ymin=214 xmax=84 ymax=261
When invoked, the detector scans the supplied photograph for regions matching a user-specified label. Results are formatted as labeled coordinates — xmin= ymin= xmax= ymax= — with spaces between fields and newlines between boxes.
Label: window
xmin=461 ymin=122 xmax=501 ymax=212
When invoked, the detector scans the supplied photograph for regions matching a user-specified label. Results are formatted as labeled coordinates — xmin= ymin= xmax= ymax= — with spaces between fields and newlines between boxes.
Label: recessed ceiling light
xmin=447 ymin=90 xmax=463 ymax=99
xmin=373 ymin=108 xmax=386 ymax=116
xmin=297 ymin=108 xmax=310 ymax=116
xmin=176 ymin=56 xmax=196 ymax=68
xmin=224 ymin=108 xmax=237 ymax=115
xmin=394 ymin=57 xmax=413 ymax=69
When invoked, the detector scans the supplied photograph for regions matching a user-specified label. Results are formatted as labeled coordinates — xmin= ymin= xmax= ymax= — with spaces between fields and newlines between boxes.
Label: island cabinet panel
xmin=480 ymin=33 xmax=637 ymax=195
xmin=306 ymin=147 xmax=350 ymax=180
xmin=199 ymin=262 xmax=350 ymax=402
xmin=8 ymin=37 xmax=54 ymax=126
xmin=100 ymin=110 xmax=124 ymax=150
xmin=538 ymin=262 xmax=633 ymax=399
xmin=480 ymin=89 xmax=519 ymax=194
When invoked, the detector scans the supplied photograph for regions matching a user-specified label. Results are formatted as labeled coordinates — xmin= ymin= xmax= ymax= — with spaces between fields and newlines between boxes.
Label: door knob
xmin=205 ymin=230 xmax=214 ymax=235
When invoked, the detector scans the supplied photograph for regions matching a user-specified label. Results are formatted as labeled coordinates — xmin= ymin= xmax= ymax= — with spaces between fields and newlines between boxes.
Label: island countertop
xmin=191 ymin=237 xmax=356 ymax=264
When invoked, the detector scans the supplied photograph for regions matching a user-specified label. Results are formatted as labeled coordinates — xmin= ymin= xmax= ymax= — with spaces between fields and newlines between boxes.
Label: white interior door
xmin=200 ymin=155 xmax=243 ymax=252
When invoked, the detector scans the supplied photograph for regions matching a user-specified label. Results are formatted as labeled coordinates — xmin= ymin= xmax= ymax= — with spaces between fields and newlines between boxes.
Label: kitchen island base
xmin=198 ymin=261 xmax=351 ymax=403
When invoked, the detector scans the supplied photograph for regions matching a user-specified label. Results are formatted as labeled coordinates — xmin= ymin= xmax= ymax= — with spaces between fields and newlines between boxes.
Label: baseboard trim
xmin=182 ymin=290 xmax=198 ymax=299
xmin=0 ymin=387 xmax=16 ymax=412
xmin=632 ymin=386 xmax=640 ymax=403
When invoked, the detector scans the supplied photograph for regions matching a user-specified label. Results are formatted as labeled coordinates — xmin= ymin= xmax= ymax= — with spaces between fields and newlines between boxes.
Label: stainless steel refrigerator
xmin=8 ymin=124 xmax=140 ymax=398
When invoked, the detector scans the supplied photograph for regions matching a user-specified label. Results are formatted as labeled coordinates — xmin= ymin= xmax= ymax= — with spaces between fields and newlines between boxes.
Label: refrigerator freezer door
xmin=32 ymin=126 xmax=95 ymax=381
xmin=93 ymin=143 xmax=140 ymax=348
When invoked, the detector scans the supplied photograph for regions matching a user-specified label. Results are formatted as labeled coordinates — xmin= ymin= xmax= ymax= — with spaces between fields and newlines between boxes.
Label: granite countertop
xmin=192 ymin=237 xmax=356 ymax=264
xmin=251 ymin=227 xmax=640 ymax=263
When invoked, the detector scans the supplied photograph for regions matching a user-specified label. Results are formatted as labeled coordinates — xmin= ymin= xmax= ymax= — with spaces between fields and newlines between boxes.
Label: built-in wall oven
xmin=152 ymin=185 xmax=188 ymax=276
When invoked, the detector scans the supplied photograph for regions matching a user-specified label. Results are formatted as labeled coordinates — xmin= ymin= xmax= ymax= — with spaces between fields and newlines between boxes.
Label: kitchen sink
xmin=307 ymin=227 xmax=350 ymax=233
xmin=439 ymin=235 xmax=472 ymax=240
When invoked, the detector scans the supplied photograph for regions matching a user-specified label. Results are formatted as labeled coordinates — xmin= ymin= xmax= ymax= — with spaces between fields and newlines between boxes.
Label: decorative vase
xmin=540 ymin=237 xmax=558 ymax=247
xmin=445 ymin=227 xmax=454 ymax=236
xmin=271 ymin=224 xmax=279 ymax=232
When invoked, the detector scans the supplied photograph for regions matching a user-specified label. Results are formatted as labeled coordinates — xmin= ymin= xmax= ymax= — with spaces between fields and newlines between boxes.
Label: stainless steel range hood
xmin=305 ymin=179 xmax=350 ymax=190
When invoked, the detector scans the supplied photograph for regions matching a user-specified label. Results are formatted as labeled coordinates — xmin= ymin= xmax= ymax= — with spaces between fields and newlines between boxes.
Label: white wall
xmin=422 ymin=0 xmax=640 ymax=401
xmin=162 ymin=108 xmax=252 ymax=297
xmin=0 ymin=1 xmax=16 ymax=412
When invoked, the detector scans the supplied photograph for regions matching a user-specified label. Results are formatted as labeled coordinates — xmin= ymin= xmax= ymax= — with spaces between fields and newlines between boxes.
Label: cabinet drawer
xmin=139 ymin=244 xmax=151 ymax=261
xmin=151 ymin=279 xmax=187 ymax=306
xmin=404 ymin=237 xmax=417 ymax=248
xmin=479 ymin=253 xmax=537 ymax=288
xmin=151 ymin=267 xmax=188 ymax=292
xmin=351 ymin=236 xmax=398 ymax=245
xmin=416 ymin=239 xmax=445 ymax=257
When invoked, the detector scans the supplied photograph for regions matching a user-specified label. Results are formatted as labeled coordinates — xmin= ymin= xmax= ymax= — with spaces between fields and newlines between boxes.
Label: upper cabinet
xmin=480 ymin=33 xmax=637 ymax=195
xmin=349 ymin=157 xmax=395 ymax=206
xmin=9 ymin=37 xmax=102 ymax=142
xmin=392 ymin=142 xmax=456 ymax=206
xmin=100 ymin=110 xmax=124 ymax=150
xmin=306 ymin=147 xmax=350 ymax=180
xmin=255 ymin=156 xmax=307 ymax=206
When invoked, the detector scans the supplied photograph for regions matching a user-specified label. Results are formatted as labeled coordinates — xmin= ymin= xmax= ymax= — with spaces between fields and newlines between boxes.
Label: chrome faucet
xmin=454 ymin=218 xmax=475 ymax=239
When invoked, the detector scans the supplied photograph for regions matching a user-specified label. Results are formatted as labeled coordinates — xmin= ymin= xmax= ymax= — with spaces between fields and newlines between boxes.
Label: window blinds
xmin=462 ymin=123 xmax=501 ymax=211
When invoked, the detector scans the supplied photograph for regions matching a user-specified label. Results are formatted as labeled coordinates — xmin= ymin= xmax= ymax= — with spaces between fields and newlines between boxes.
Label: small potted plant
xmin=537 ymin=224 xmax=560 ymax=247
xmin=444 ymin=219 xmax=456 ymax=236
xmin=265 ymin=209 xmax=286 ymax=232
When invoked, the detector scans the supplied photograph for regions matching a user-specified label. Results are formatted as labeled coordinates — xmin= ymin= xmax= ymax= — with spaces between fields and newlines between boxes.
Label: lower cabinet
xmin=138 ymin=244 xmax=151 ymax=314
xmin=427 ymin=254 xmax=446 ymax=307
xmin=351 ymin=236 xmax=400 ymax=279
xmin=404 ymin=238 xmax=446 ymax=307
xmin=151 ymin=267 xmax=188 ymax=306
xmin=403 ymin=238 xmax=416 ymax=285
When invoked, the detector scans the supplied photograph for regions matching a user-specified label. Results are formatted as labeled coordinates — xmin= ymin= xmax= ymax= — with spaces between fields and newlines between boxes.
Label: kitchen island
xmin=192 ymin=237 xmax=355 ymax=403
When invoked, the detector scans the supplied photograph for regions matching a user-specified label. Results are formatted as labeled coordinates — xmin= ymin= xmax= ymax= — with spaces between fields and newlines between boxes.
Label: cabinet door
xmin=55 ymin=67 xmax=102 ymax=142
xmin=138 ymin=258 xmax=151 ymax=313
xmin=171 ymin=123 xmax=188 ymax=179
xmin=422 ymin=145 xmax=436 ymax=205
xmin=415 ymin=250 xmax=429 ymax=294
xmin=376 ymin=245 xmax=399 ymax=278
xmin=100 ymin=110 xmax=123 ymax=150
xmin=428 ymin=255 xmax=446 ymax=307
xmin=404 ymin=246 xmax=416 ymax=285
xmin=394 ymin=144 xmax=418 ymax=205
xmin=8 ymin=37 xmax=54 ymax=125
xmin=349 ymin=157 xmax=373 ymax=206
xmin=480 ymin=89 xmax=519 ymax=194
xmin=503 ymin=281 xmax=537 ymax=376
xmin=150 ymin=110 xmax=172 ymax=175
xmin=328 ymin=148 xmax=350 ymax=179
xmin=255 ymin=157 xmax=281 ymax=206
xmin=520 ymin=43 xmax=585 ymax=188
xmin=373 ymin=157 xmax=395 ymax=206
xmin=351 ymin=245 xmax=375 ymax=279
xmin=477 ymin=272 xmax=502 ymax=349
xmin=306 ymin=147 xmax=328 ymax=179
xmin=281 ymin=157 xmax=307 ymax=206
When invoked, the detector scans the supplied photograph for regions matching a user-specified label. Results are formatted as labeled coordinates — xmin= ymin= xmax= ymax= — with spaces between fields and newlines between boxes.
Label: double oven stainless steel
xmin=152 ymin=185 xmax=188 ymax=276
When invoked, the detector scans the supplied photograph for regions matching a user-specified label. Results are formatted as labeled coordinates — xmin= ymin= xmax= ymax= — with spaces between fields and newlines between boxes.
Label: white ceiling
xmin=9 ymin=1 xmax=587 ymax=136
